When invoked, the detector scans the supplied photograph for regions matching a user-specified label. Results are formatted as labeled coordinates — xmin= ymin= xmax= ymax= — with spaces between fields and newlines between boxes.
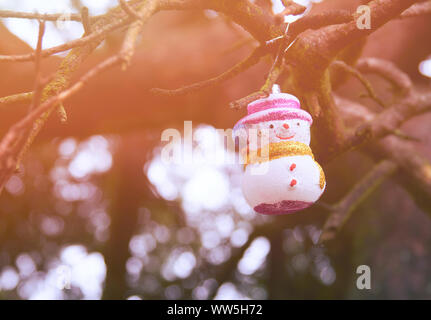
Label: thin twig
xmin=229 ymin=91 xmax=271 ymax=110
xmin=275 ymin=1 xmax=306 ymax=23
xmin=320 ymin=160 xmax=398 ymax=243
xmin=24 ymin=56 xmax=120 ymax=131
xmin=391 ymin=129 xmax=422 ymax=142
xmin=0 ymin=10 xmax=84 ymax=21
xmin=339 ymin=91 xmax=431 ymax=158
xmin=356 ymin=58 xmax=413 ymax=97
xmin=221 ymin=37 xmax=257 ymax=55
xmin=28 ymin=20 xmax=46 ymax=112
xmin=56 ymin=103 xmax=68 ymax=123
xmin=331 ymin=60 xmax=386 ymax=108
xmin=119 ymin=0 xmax=143 ymax=20
xmin=304 ymin=92 xmax=322 ymax=118
xmin=151 ymin=46 xmax=267 ymax=96
xmin=81 ymin=6 xmax=92 ymax=35
xmin=0 ymin=92 xmax=33 ymax=107
xmin=334 ymin=60 xmax=386 ymax=107
xmin=0 ymin=8 xmax=135 ymax=62
xmin=119 ymin=0 xmax=158 ymax=70
xmin=279 ymin=0 xmax=307 ymax=16
xmin=229 ymin=63 xmax=284 ymax=109
xmin=0 ymin=55 xmax=121 ymax=193
xmin=9 ymin=2 xmax=145 ymax=181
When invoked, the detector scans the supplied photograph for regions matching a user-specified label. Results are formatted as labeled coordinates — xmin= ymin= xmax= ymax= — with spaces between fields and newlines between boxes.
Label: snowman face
xmin=255 ymin=119 xmax=311 ymax=146
xmin=234 ymin=119 xmax=311 ymax=153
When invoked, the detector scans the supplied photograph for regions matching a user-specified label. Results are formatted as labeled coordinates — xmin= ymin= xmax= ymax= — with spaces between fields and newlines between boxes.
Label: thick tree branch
xmin=312 ymin=0 xmax=420 ymax=63
xmin=342 ymin=90 xmax=431 ymax=155
xmin=0 ymin=56 xmax=121 ymax=192
xmin=283 ymin=1 xmax=421 ymax=159
xmin=401 ymin=1 xmax=431 ymax=18
xmin=335 ymin=95 xmax=431 ymax=218
xmin=159 ymin=0 xmax=280 ymax=43
xmin=323 ymin=57 xmax=430 ymax=161
xmin=0 ymin=1 xmax=149 ymax=193
xmin=275 ymin=1 xmax=307 ymax=23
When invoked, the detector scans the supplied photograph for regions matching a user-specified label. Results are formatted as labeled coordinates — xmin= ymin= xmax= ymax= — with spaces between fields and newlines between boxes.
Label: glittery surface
xmin=247 ymin=99 xmax=300 ymax=114
xmin=244 ymin=141 xmax=326 ymax=189
xmin=316 ymin=161 xmax=326 ymax=190
xmin=234 ymin=93 xmax=326 ymax=214
xmin=254 ymin=200 xmax=313 ymax=215
xmin=234 ymin=109 xmax=313 ymax=131
xmin=245 ymin=141 xmax=314 ymax=165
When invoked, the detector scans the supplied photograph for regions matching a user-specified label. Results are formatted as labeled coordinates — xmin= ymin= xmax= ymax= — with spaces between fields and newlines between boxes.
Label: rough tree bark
xmin=1 ymin=0 xmax=431 ymax=299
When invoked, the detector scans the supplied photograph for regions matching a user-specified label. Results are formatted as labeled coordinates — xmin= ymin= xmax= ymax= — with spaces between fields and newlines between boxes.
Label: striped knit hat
xmin=233 ymin=93 xmax=312 ymax=133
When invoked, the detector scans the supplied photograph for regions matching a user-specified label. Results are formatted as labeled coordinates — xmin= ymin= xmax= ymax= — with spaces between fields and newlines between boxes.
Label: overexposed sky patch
xmin=0 ymin=0 xmax=116 ymax=49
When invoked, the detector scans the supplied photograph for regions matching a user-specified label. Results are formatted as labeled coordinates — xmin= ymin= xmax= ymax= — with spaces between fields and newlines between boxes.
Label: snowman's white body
xmin=242 ymin=155 xmax=325 ymax=214
xmin=233 ymin=92 xmax=326 ymax=215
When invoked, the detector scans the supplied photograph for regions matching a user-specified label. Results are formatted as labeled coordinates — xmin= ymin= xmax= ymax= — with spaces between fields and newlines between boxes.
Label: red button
xmin=290 ymin=179 xmax=297 ymax=187
xmin=290 ymin=163 xmax=296 ymax=171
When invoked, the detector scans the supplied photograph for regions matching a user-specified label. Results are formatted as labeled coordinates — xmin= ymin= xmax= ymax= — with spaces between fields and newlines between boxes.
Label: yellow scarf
xmin=243 ymin=141 xmax=325 ymax=189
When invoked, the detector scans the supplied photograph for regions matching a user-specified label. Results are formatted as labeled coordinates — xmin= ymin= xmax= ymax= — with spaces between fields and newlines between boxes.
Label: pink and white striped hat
xmin=233 ymin=92 xmax=312 ymax=132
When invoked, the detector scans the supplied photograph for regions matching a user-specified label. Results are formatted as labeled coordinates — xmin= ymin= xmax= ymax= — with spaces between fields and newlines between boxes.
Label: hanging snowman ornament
xmin=233 ymin=85 xmax=326 ymax=215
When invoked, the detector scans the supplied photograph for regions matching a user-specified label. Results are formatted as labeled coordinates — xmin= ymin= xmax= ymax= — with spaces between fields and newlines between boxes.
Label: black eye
xmin=297 ymin=122 xmax=300 ymax=126
xmin=269 ymin=124 xmax=274 ymax=129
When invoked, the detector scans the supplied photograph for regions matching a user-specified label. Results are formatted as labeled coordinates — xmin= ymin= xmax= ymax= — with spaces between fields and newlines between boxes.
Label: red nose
xmin=283 ymin=123 xmax=290 ymax=129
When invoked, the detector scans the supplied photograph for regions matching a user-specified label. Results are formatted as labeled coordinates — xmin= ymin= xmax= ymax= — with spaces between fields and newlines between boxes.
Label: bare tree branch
xmin=275 ymin=1 xmax=306 ymax=23
xmin=0 ymin=92 xmax=33 ymax=107
xmin=81 ymin=6 xmax=92 ymax=35
xmin=331 ymin=60 xmax=386 ymax=108
xmin=0 ymin=1 xmax=147 ymax=193
xmin=151 ymin=46 xmax=268 ymax=96
xmin=0 ymin=0 xmax=146 ymax=62
xmin=0 ymin=55 xmax=121 ymax=192
xmin=119 ymin=0 xmax=144 ymax=21
xmin=343 ymin=90 xmax=431 ymax=155
xmin=0 ymin=0 xmax=430 ymax=242
xmin=0 ymin=10 xmax=84 ymax=22
xmin=335 ymin=95 xmax=431 ymax=218
xmin=320 ymin=160 xmax=398 ymax=243
xmin=356 ymin=57 xmax=413 ymax=97
xmin=119 ymin=0 xmax=158 ymax=70
xmin=401 ymin=1 xmax=431 ymax=18
xmin=28 ymin=21 xmax=46 ymax=113
xmin=230 ymin=63 xmax=284 ymax=109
